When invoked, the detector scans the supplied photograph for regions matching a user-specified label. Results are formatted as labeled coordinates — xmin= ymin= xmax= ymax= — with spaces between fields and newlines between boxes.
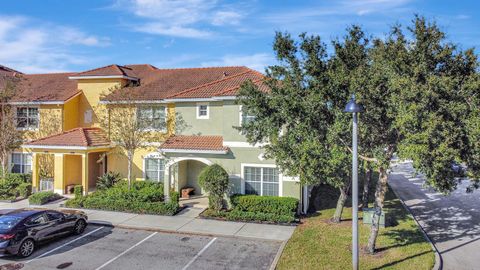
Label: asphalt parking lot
xmin=0 ymin=225 xmax=282 ymax=270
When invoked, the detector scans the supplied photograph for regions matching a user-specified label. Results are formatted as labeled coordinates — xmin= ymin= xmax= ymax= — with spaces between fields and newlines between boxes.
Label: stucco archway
xmin=164 ymin=157 xmax=213 ymax=199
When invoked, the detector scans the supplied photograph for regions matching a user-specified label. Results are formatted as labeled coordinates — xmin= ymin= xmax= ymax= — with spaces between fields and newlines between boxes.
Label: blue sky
xmin=1 ymin=0 xmax=478 ymax=73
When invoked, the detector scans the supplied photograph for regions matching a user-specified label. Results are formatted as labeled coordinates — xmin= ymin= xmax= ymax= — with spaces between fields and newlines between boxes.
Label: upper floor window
xmin=137 ymin=106 xmax=167 ymax=131
xmin=196 ymin=103 xmax=209 ymax=119
xmin=240 ymin=106 xmax=255 ymax=125
xmin=16 ymin=107 xmax=39 ymax=130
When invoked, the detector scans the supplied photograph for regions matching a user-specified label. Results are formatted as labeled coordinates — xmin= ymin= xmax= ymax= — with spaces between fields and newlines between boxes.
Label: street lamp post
xmin=344 ymin=95 xmax=364 ymax=270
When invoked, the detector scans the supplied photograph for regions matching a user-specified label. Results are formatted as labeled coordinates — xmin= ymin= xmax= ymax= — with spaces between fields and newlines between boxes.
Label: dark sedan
xmin=0 ymin=208 xmax=88 ymax=257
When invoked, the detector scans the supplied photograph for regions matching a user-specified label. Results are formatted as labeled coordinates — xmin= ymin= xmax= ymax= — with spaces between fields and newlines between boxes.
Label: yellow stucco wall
xmin=64 ymin=155 xmax=82 ymax=187
xmin=63 ymin=94 xmax=80 ymax=131
xmin=23 ymin=104 xmax=63 ymax=141
xmin=77 ymin=79 xmax=125 ymax=128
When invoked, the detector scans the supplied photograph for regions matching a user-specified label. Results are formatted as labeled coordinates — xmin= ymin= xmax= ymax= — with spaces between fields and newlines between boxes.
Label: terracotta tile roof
xmin=160 ymin=135 xmax=228 ymax=152
xmin=74 ymin=64 xmax=140 ymax=78
xmin=24 ymin=128 xmax=110 ymax=148
xmin=11 ymin=73 xmax=80 ymax=103
xmin=166 ymin=70 xmax=264 ymax=99
xmin=103 ymin=66 xmax=258 ymax=101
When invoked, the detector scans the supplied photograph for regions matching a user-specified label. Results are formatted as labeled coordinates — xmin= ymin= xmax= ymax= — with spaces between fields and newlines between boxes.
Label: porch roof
xmin=160 ymin=135 xmax=229 ymax=154
xmin=23 ymin=127 xmax=111 ymax=150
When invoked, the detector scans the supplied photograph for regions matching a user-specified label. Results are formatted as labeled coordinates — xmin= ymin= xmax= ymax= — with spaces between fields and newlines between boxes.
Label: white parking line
xmin=94 ymin=232 xmax=157 ymax=270
xmin=26 ymin=226 xmax=105 ymax=264
xmin=181 ymin=237 xmax=217 ymax=270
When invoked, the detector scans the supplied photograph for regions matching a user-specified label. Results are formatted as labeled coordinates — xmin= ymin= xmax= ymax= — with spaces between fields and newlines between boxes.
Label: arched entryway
xmin=166 ymin=157 xmax=213 ymax=197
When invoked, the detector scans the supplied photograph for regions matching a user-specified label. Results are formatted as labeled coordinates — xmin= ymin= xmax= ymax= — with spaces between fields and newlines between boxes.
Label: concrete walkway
xmin=0 ymin=199 xmax=296 ymax=242
xmin=389 ymin=161 xmax=480 ymax=270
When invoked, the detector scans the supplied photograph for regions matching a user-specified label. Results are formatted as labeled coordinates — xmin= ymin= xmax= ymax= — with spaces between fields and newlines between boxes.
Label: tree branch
xmin=339 ymin=137 xmax=378 ymax=163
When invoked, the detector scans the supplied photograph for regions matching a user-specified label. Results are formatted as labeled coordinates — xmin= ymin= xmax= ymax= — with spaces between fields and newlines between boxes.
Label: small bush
xmin=18 ymin=183 xmax=32 ymax=198
xmin=202 ymin=208 xmax=295 ymax=223
xmin=29 ymin=191 xmax=62 ymax=205
xmin=198 ymin=164 xmax=229 ymax=211
xmin=74 ymin=185 xmax=83 ymax=199
xmin=170 ymin=191 xmax=180 ymax=203
xmin=96 ymin=172 xmax=122 ymax=190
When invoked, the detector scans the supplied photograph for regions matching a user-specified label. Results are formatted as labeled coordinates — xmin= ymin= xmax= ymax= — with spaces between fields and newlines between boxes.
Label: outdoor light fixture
xmin=344 ymin=94 xmax=364 ymax=270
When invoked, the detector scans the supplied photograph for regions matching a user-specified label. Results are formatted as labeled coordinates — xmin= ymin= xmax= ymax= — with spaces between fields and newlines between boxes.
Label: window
xmin=144 ymin=157 xmax=165 ymax=181
xmin=196 ymin=103 xmax=209 ymax=119
xmin=26 ymin=214 xmax=48 ymax=226
xmin=16 ymin=107 xmax=39 ymax=129
xmin=11 ymin=153 xmax=32 ymax=174
xmin=137 ymin=106 xmax=166 ymax=131
xmin=0 ymin=216 xmax=23 ymax=230
xmin=240 ymin=106 xmax=255 ymax=125
xmin=244 ymin=166 xmax=279 ymax=196
xmin=46 ymin=211 xmax=64 ymax=221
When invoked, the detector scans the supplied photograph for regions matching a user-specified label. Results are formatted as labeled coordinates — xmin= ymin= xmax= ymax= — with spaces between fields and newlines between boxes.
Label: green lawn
xmin=277 ymin=185 xmax=435 ymax=270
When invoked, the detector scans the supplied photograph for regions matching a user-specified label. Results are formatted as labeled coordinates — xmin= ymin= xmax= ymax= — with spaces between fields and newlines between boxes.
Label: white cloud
xmin=119 ymin=0 xmax=244 ymax=38
xmin=201 ymin=53 xmax=273 ymax=72
xmin=0 ymin=16 xmax=109 ymax=73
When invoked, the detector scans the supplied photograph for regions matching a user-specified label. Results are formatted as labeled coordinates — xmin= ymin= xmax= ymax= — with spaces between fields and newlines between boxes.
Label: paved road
xmin=389 ymin=162 xmax=480 ymax=270
xmin=0 ymin=225 xmax=281 ymax=270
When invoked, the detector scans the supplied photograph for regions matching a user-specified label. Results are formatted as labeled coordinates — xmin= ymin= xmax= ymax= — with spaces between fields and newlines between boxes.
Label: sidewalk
xmin=0 ymin=199 xmax=296 ymax=242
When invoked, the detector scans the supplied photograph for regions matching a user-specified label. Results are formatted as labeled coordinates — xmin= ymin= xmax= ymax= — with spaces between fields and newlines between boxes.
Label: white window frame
xmin=239 ymin=105 xmax=255 ymax=126
xmin=196 ymin=102 xmax=209 ymax=119
xmin=15 ymin=106 xmax=39 ymax=131
xmin=142 ymin=152 xmax=165 ymax=182
xmin=9 ymin=152 xmax=32 ymax=174
xmin=136 ymin=106 xmax=167 ymax=132
xmin=240 ymin=163 xmax=282 ymax=196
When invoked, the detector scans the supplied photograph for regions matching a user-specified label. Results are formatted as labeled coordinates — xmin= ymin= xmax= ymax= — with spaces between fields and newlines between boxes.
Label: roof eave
xmin=160 ymin=149 xmax=229 ymax=154
xmin=69 ymin=75 xmax=139 ymax=81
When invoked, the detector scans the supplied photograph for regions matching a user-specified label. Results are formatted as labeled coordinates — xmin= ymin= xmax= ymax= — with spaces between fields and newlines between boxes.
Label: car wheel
xmin=18 ymin=239 xmax=35 ymax=258
xmin=73 ymin=219 xmax=86 ymax=235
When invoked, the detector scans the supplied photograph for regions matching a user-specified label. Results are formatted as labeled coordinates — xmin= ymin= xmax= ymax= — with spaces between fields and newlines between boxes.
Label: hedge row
xmin=65 ymin=181 xmax=180 ymax=216
xmin=230 ymin=195 xmax=299 ymax=216
xmin=203 ymin=208 xmax=295 ymax=223
xmin=0 ymin=173 xmax=32 ymax=200
xmin=29 ymin=191 xmax=62 ymax=205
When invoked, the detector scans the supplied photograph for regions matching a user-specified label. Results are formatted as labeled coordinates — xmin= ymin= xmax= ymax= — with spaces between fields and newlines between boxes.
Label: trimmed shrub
xmin=65 ymin=180 xmax=178 ymax=215
xmin=74 ymin=185 xmax=83 ymax=199
xmin=170 ymin=191 xmax=180 ymax=203
xmin=96 ymin=172 xmax=122 ymax=190
xmin=18 ymin=183 xmax=32 ymax=198
xmin=198 ymin=164 xmax=229 ymax=211
xmin=29 ymin=191 xmax=62 ymax=205
xmin=230 ymin=195 xmax=299 ymax=216
xmin=0 ymin=173 xmax=32 ymax=200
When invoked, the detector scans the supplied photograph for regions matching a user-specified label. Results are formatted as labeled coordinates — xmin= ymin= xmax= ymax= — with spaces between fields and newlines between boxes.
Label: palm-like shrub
xmin=96 ymin=172 xmax=122 ymax=190
xmin=198 ymin=164 xmax=229 ymax=211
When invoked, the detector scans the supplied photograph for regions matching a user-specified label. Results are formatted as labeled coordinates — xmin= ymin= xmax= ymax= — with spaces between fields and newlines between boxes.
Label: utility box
xmin=363 ymin=208 xmax=385 ymax=228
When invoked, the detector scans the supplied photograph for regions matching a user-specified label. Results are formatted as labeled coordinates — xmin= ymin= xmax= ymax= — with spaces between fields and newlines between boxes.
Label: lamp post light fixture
xmin=344 ymin=94 xmax=364 ymax=270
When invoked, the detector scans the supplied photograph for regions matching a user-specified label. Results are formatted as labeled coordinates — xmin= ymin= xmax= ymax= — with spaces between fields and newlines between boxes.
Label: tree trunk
xmin=361 ymin=167 xmax=372 ymax=208
xmin=127 ymin=150 xmax=133 ymax=190
xmin=366 ymin=166 xmax=388 ymax=253
xmin=332 ymin=186 xmax=348 ymax=223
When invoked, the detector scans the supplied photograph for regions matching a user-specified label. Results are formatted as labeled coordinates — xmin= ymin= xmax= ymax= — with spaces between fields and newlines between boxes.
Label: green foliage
xmin=29 ymin=191 xmax=62 ymax=205
xmin=74 ymin=185 xmax=83 ymax=199
xmin=230 ymin=195 xmax=298 ymax=216
xmin=96 ymin=171 xmax=122 ymax=190
xmin=170 ymin=191 xmax=180 ymax=203
xmin=203 ymin=195 xmax=299 ymax=223
xmin=0 ymin=173 xmax=32 ymax=200
xmin=65 ymin=181 xmax=179 ymax=215
xmin=198 ymin=164 xmax=230 ymax=211
xmin=17 ymin=183 xmax=32 ymax=198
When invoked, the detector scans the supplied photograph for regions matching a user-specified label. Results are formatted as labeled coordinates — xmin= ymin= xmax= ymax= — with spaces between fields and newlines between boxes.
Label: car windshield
xmin=0 ymin=215 xmax=23 ymax=231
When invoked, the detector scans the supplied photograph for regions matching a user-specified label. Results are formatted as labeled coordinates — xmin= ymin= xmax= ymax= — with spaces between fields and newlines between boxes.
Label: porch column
xmin=164 ymin=164 xmax=170 ymax=202
xmin=31 ymin=153 xmax=40 ymax=192
xmin=82 ymin=153 xmax=89 ymax=195
xmin=53 ymin=154 xmax=65 ymax=195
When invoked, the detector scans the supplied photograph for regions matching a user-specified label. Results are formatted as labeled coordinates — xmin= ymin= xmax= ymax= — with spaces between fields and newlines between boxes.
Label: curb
xmin=389 ymin=184 xmax=442 ymax=270
xmin=269 ymin=239 xmax=287 ymax=270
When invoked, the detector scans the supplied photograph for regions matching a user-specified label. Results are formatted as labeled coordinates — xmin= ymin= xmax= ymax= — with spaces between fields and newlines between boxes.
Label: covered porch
xmin=23 ymin=128 xmax=112 ymax=195
xmin=160 ymin=135 xmax=229 ymax=199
